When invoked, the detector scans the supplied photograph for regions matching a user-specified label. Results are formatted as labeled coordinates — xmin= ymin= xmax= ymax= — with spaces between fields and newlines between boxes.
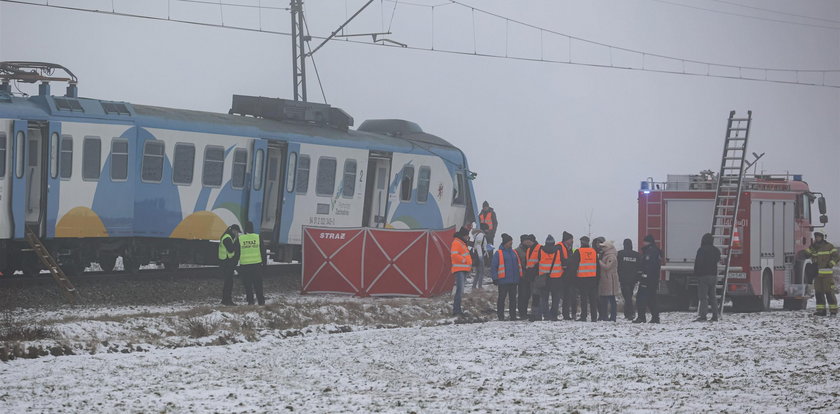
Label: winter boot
xmin=649 ymin=316 xmax=661 ymax=324
xmin=709 ymin=315 xmax=719 ymax=322
xmin=632 ymin=315 xmax=646 ymax=324
xmin=693 ymin=316 xmax=707 ymax=322
xmin=813 ymin=310 xmax=827 ymax=316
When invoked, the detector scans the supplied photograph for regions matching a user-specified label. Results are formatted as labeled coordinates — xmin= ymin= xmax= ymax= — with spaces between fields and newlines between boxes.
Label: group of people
xmin=451 ymin=221 xmax=664 ymax=324
xmin=218 ymin=221 xmax=268 ymax=306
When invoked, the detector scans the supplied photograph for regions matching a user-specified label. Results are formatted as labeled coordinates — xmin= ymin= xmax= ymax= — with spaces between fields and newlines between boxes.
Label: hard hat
xmin=814 ymin=231 xmax=826 ymax=239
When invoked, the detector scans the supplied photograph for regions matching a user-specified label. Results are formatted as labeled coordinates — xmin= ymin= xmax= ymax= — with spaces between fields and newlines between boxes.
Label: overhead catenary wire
xmin=2 ymin=0 xmax=839 ymax=89
xmin=706 ymin=0 xmax=840 ymax=25
xmin=647 ymin=0 xmax=840 ymax=31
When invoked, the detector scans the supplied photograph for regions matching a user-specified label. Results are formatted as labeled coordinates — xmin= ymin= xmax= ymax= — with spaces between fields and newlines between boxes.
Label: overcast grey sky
xmin=2 ymin=0 xmax=839 ymax=244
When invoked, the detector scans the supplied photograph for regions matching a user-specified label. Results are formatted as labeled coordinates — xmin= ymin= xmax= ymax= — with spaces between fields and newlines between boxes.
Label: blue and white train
xmin=0 ymin=62 xmax=478 ymax=275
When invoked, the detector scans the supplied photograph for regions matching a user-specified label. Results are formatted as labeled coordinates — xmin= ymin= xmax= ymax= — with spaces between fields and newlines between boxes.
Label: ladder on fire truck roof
xmin=24 ymin=226 xmax=79 ymax=304
xmin=712 ymin=110 xmax=752 ymax=317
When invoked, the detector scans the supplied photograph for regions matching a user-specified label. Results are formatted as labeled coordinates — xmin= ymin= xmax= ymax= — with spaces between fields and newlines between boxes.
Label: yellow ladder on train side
xmin=24 ymin=226 xmax=79 ymax=304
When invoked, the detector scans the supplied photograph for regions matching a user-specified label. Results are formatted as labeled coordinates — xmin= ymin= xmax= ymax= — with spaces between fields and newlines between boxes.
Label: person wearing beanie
xmin=219 ymin=224 xmax=241 ymax=306
xmin=634 ymin=234 xmax=662 ymax=323
xmin=569 ymin=236 xmax=600 ymax=322
xmin=560 ymin=232 xmax=577 ymax=320
xmin=617 ymin=238 xmax=641 ymax=320
xmin=478 ymin=201 xmax=499 ymax=245
xmin=491 ymin=233 xmax=520 ymax=320
xmin=523 ymin=234 xmax=543 ymax=319
xmin=451 ymin=228 xmax=473 ymax=316
xmin=515 ymin=234 xmax=535 ymax=319
xmin=592 ymin=237 xmax=606 ymax=253
xmin=543 ymin=231 xmax=572 ymax=321
xmin=530 ymin=235 xmax=563 ymax=321
xmin=693 ymin=233 xmax=721 ymax=322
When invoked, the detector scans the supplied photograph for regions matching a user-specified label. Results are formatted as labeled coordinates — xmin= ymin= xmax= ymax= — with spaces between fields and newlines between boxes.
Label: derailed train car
xmin=0 ymin=63 xmax=478 ymax=276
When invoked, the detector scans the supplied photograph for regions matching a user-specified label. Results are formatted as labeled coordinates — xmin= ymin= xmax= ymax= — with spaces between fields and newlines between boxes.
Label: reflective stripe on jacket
xmin=526 ymin=244 xmax=542 ymax=269
xmin=238 ymin=233 xmax=262 ymax=265
xmin=577 ymin=247 xmax=598 ymax=278
xmin=479 ymin=211 xmax=495 ymax=231
xmin=496 ymin=249 xmax=521 ymax=279
xmin=538 ymin=249 xmax=563 ymax=278
xmin=451 ymin=238 xmax=473 ymax=274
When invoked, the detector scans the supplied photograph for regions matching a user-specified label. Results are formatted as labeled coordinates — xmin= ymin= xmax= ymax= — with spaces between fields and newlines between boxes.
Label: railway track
xmin=0 ymin=263 xmax=301 ymax=289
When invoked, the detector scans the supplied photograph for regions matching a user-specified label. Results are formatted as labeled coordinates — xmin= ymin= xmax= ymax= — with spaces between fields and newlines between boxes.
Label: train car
xmin=0 ymin=62 xmax=478 ymax=276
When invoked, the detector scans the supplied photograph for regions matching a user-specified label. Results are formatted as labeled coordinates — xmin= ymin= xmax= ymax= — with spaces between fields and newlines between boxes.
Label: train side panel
xmin=0 ymin=119 xmax=11 ymax=239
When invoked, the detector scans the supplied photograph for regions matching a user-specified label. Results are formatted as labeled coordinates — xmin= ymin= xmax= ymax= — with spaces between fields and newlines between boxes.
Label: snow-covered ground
xmin=2 ymin=303 xmax=839 ymax=413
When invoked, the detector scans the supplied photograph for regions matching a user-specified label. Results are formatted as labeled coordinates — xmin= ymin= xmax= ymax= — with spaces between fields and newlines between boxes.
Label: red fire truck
xmin=638 ymin=173 xmax=827 ymax=312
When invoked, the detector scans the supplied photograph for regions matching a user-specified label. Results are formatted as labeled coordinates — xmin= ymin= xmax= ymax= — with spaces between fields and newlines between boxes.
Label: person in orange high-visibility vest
xmin=530 ymin=235 xmax=564 ymax=322
xmin=479 ymin=201 xmax=498 ymax=245
xmin=569 ymin=236 xmax=600 ymax=322
xmin=514 ymin=234 xmax=536 ymax=319
xmin=451 ymin=227 xmax=473 ymax=316
xmin=491 ymin=233 xmax=521 ymax=321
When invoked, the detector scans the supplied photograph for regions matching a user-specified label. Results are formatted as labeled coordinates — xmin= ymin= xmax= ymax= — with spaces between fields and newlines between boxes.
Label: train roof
xmin=0 ymin=91 xmax=464 ymax=162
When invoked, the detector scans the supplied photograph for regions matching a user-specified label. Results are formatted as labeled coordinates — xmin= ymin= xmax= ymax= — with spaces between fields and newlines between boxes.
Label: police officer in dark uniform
xmin=634 ymin=235 xmax=662 ymax=324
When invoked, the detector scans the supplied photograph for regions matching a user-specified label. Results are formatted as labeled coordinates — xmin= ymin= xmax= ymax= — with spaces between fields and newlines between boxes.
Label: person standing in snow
xmin=693 ymin=233 xmax=721 ymax=322
xmin=471 ymin=224 xmax=489 ymax=290
xmin=634 ymin=235 xmax=662 ymax=324
xmin=530 ymin=235 xmax=562 ymax=321
xmin=569 ymin=236 xmax=600 ymax=322
xmin=802 ymin=231 xmax=839 ymax=316
xmin=238 ymin=222 xmax=266 ymax=305
xmin=515 ymin=234 xmax=535 ymax=319
xmin=451 ymin=228 xmax=473 ymax=316
xmin=219 ymin=224 xmax=241 ymax=306
xmin=559 ymin=232 xmax=578 ymax=321
xmin=617 ymin=238 xmax=641 ymax=320
xmin=598 ymin=240 xmax=620 ymax=322
xmin=491 ymin=233 xmax=521 ymax=321
xmin=478 ymin=201 xmax=499 ymax=245
xmin=545 ymin=232 xmax=571 ymax=321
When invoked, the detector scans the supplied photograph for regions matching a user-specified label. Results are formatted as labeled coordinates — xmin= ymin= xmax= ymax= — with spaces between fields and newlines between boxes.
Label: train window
xmin=15 ymin=131 xmax=24 ymax=178
xmin=232 ymin=149 xmax=248 ymax=189
xmin=295 ymin=154 xmax=310 ymax=194
xmin=141 ymin=140 xmax=165 ymax=183
xmin=400 ymin=166 xmax=414 ymax=202
xmin=253 ymin=149 xmax=264 ymax=191
xmin=0 ymin=132 xmax=6 ymax=178
xmin=316 ymin=157 xmax=337 ymax=197
xmin=59 ymin=135 xmax=73 ymax=179
xmin=453 ymin=172 xmax=466 ymax=205
xmin=342 ymin=159 xmax=357 ymax=198
xmin=49 ymin=133 xmax=59 ymax=179
xmin=172 ymin=143 xmax=195 ymax=185
xmin=417 ymin=166 xmax=431 ymax=203
xmin=110 ymin=139 xmax=129 ymax=181
xmin=82 ymin=136 xmax=101 ymax=180
xmin=202 ymin=145 xmax=225 ymax=187
xmin=286 ymin=152 xmax=297 ymax=193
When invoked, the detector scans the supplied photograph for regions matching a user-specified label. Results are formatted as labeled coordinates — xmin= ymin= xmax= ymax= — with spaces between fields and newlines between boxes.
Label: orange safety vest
xmin=496 ymin=249 xmax=521 ymax=279
xmin=577 ymin=247 xmax=598 ymax=278
xmin=538 ymin=249 xmax=563 ymax=278
xmin=451 ymin=238 xmax=473 ymax=274
xmin=526 ymin=244 xmax=542 ymax=269
xmin=479 ymin=211 xmax=494 ymax=231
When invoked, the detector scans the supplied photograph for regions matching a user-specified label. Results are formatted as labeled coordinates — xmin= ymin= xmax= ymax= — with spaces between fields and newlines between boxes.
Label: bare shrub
xmin=184 ymin=317 xmax=217 ymax=338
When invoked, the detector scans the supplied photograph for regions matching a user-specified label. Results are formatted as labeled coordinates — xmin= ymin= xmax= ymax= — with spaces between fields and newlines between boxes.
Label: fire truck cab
xmin=638 ymin=173 xmax=826 ymax=312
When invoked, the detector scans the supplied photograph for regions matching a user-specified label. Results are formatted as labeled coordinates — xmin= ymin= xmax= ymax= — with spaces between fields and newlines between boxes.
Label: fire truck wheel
xmin=760 ymin=273 xmax=772 ymax=311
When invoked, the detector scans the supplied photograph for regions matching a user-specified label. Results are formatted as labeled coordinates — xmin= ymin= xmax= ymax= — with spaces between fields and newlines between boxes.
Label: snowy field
xmin=2 ymin=301 xmax=839 ymax=413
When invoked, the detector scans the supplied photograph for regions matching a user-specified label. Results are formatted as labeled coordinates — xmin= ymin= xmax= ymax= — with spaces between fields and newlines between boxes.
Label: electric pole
xmin=291 ymin=0 xmax=307 ymax=102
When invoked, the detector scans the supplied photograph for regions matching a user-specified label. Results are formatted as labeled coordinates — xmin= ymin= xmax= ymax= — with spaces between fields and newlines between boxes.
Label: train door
xmin=10 ymin=120 xmax=49 ymax=239
xmin=259 ymin=142 xmax=287 ymax=240
xmin=362 ymin=153 xmax=391 ymax=228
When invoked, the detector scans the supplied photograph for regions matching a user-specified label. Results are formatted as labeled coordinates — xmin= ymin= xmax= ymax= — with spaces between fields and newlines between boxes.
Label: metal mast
xmin=291 ymin=0 xmax=307 ymax=102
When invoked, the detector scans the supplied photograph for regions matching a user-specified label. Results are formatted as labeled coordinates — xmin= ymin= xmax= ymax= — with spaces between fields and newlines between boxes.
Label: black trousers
xmin=637 ymin=281 xmax=659 ymax=319
xmin=240 ymin=264 xmax=265 ymax=305
xmin=497 ymin=283 xmax=518 ymax=319
xmin=518 ymin=271 xmax=535 ymax=317
xmin=546 ymin=278 xmax=564 ymax=320
xmin=562 ymin=277 xmax=578 ymax=320
xmin=220 ymin=261 xmax=236 ymax=304
xmin=577 ymin=278 xmax=599 ymax=321
xmin=619 ymin=278 xmax=638 ymax=319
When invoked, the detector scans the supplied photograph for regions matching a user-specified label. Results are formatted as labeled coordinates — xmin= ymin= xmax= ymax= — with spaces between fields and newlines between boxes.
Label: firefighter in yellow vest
xmin=238 ymin=221 xmax=266 ymax=305
xmin=451 ymin=227 xmax=473 ymax=316
xmin=479 ymin=201 xmax=498 ymax=245
xmin=218 ymin=224 xmax=241 ymax=306
xmin=570 ymin=236 xmax=600 ymax=322
xmin=804 ymin=231 xmax=839 ymax=316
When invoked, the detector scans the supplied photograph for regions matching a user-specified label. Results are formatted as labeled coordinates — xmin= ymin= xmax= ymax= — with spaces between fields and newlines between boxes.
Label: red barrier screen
xmin=302 ymin=226 xmax=456 ymax=297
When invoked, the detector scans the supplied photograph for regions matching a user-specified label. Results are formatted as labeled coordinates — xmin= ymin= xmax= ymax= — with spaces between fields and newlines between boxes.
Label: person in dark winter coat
xmin=559 ymin=232 xmax=578 ymax=320
xmin=634 ymin=235 xmax=662 ymax=324
xmin=515 ymin=234 xmax=535 ymax=319
xmin=219 ymin=224 xmax=241 ymax=306
xmin=491 ymin=233 xmax=521 ymax=320
xmin=530 ymin=235 xmax=561 ymax=321
xmin=694 ymin=233 xmax=721 ymax=322
xmin=569 ymin=236 xmax=600 ymax=322
xmin=617 ymin=238 xmax=641 ymax=320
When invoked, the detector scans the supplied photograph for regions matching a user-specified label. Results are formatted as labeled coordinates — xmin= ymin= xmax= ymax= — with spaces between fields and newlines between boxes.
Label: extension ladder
xmin=24 ymin=226 xmax=79 ymax=304
xmin=711 ymin=110 xmax=752 ymax=316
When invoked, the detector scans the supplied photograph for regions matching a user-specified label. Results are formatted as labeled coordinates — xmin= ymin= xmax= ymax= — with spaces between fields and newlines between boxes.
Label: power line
xmin=647 ymin=0 xmax=840 ymax=31
xmin=2 ymin=0 xmax=839 ymax=89
xmin=705 ymin=0 xmax=840 ymax=25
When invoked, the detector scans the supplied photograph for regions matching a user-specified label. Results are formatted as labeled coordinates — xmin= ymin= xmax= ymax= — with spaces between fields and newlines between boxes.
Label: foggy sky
xmin=2 ymin=0 xmax=838 ymax=246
